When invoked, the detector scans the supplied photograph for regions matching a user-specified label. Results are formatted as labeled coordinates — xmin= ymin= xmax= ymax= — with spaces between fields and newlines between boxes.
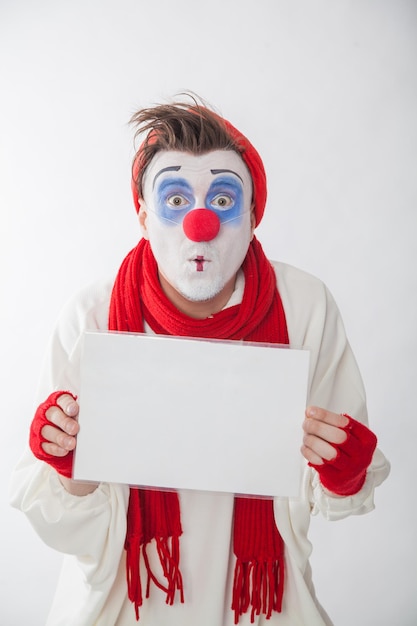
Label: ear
xmin=138 ymin=204 xmax=149 ymax=240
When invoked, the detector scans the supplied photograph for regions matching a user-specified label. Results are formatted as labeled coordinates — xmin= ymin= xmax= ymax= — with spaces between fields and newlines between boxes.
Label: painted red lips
xmin=195 ymin=255 xmax=205 ymax=272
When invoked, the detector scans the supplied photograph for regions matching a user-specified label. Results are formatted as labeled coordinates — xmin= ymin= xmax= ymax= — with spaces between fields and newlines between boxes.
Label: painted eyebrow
xmin=152 ymin=165 xmax=181 ymax=189
xmin=210 ymin=169 xmax=244 ymax=183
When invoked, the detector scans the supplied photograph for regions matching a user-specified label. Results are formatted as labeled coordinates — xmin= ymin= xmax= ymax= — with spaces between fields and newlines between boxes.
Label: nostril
xmin=183 ymin=209 xmax=221 ymax=242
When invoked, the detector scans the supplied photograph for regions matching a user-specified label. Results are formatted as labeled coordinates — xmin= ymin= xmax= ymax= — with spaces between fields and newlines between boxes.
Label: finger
xmin=41 ymin=440 xmax=72 ymax=457
xmin=45 ymin=405 xmax=79 ymax=437
xmin=56 ymin=394 xmax=79 ymax=418
xmin=302 ymin=433 xmax=338 ymax=462
xmin=303 ymin=417 xmax=347 ymax=445
xmin=300 ymin=444 xmax=323 ymax=466
xmin=41 ymin=424 xmax=77 ymax=451
xmin=306 ymin=406 xmax=349 ymax=429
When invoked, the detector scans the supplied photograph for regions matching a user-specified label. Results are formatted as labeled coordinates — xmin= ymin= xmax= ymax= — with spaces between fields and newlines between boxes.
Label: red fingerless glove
xmin=29 ymin=390 xmax=77 ymax=479
xmin=309 ymin=415 xmax=377 ymax=496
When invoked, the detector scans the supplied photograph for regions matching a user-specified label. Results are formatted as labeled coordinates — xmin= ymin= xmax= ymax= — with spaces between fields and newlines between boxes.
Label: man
xmin=10 ymin=98 xmax=389 ymax=625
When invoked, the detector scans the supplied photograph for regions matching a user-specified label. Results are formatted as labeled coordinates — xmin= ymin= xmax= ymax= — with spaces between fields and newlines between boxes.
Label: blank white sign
xmin=73 ymin=331 xmax=310 ymax=497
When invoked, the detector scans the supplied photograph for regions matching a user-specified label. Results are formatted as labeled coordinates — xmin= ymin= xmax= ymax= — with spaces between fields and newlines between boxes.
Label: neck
xmin=158 ymin=272 xmax=237 ymax=319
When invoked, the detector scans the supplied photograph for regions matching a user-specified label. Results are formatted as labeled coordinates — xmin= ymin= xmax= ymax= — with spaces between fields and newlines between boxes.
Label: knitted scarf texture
xmin=108 ymin=236 xmax=288 ymax=623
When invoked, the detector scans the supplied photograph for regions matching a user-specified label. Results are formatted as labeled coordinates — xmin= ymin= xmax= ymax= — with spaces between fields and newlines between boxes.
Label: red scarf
xmin=109 ymin=236 xmax=288 ymax=623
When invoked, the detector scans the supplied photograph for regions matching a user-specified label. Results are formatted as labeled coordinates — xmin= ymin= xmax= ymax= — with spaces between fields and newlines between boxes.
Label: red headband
xmin=131 ymin=112 xmax=267 ymax=227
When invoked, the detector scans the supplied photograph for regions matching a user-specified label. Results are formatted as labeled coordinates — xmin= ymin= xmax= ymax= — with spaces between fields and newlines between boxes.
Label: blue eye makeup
xmin=205 ymin=177 xmax=244 ymax=223
xmin=154 ymin=178 xmax=195 ymax=224
xmin=152 ymin=174 xmax=245 ymax=226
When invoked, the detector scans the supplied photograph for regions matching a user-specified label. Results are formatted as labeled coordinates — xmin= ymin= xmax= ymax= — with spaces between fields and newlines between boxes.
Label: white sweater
xmin=10 ymin=261 xmax=390 ymax=625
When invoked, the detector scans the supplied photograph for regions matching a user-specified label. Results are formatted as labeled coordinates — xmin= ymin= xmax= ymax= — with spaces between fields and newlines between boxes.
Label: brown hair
xmin=129 ymin=96 xmax=242 ymax=200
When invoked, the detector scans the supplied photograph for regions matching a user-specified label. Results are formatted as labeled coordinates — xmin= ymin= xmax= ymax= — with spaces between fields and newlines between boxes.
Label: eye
xmin=211 ymin=194 xmax=234 ymax=210
xmin=167 ymin=194 xmax=190 ymax=209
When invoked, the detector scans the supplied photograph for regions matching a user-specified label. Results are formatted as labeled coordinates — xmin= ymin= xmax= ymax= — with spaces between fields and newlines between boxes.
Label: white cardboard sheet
xmin=73 ymin=331 xmax=310 ymax=497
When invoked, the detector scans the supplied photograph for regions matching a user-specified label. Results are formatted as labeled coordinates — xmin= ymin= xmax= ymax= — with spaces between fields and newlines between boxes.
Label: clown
xmin=139 ymin=150 xmax=255 ymax=307
xmin=10 ymin=97 xmax=389 ymax=626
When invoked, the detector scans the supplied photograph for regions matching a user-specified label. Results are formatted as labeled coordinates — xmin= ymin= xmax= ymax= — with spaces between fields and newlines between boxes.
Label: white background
xmin=1 ymin=1 xmax=416 ymax=624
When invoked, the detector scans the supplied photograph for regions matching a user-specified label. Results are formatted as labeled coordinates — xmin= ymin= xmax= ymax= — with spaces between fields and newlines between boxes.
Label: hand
xmin=301 ymin=406 xmax=349 ymax=466
xmin=30 ymin=390 xmax=98 ymax=495
xmin=29 ymin=390 xmax=79 ymax=478
xmin=301 ymin=406 xmax=377 ymax=496
xmin=41 ymin=393 xmax=80 ymax=457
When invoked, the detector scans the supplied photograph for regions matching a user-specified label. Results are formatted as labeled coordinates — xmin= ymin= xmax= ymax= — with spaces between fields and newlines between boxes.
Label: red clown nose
xmin=182 ymin=209 xmax=221 ymax=242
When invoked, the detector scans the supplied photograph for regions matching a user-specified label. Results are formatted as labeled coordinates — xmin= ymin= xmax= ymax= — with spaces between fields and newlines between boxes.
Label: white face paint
xmin=140 ymin=150 xmax=254 ymax=302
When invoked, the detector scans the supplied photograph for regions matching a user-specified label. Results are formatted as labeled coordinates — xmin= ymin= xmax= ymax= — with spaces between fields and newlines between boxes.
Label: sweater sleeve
xmin=273 ymin=262 xmax=390 ymax=521
xmin=9 ymin=279 xmax=130 ymax=577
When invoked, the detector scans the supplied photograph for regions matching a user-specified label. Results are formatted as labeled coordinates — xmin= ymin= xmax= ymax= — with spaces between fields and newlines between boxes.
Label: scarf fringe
xmin=232 ymin=557 xmax=284 ymax=624
xmin=126 ymin=535 xmax=184 ymax=621
xmin=125 ymin=537 xmax=142 ymax=620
